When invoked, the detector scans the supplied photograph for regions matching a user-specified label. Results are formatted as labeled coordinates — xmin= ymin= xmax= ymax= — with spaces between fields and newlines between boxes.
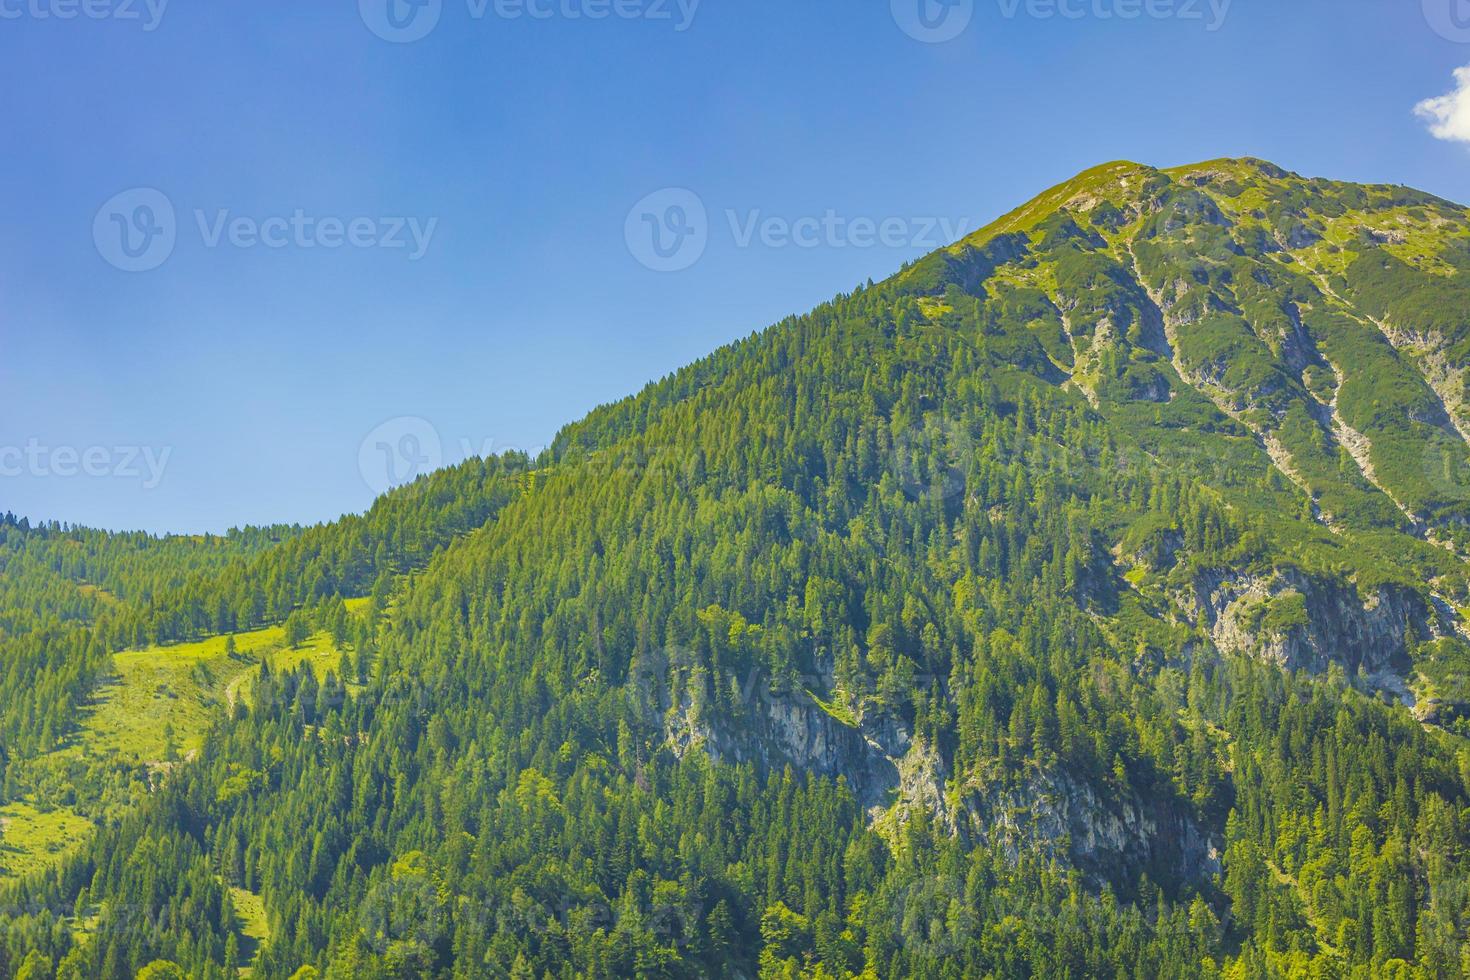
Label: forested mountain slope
xmin=6 ymin=158 xmax=1470 ymax=978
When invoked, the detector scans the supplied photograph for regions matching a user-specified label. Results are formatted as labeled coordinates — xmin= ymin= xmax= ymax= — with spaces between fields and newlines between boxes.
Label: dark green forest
xmin=5 ymin=158 xmax=1470 ymax=978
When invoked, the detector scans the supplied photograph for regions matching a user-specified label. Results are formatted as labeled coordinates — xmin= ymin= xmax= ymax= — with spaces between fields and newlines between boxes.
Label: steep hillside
xmin=6 ymin=159 xmax=1470 ymax=979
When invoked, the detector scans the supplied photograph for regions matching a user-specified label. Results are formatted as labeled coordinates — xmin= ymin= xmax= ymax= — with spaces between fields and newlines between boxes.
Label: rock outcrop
xmin=961 ymin=768 xmax=1220 ymax=890
xmin=1181 ymin=567 xmax=1442 ymax=703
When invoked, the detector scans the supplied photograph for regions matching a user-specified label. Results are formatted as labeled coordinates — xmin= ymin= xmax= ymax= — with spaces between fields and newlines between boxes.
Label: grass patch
xmin=0 ymin=801 xmax=93 ymax=879
xmin=808 ymin=690 xmax=859 ymax=728
xmin=230 ymin=884 xmax=271 ymax=973
xmin=62 ymin=625 xmax=288 ymax=764
xmin=75 ymin=583 xmax=124 ymax=610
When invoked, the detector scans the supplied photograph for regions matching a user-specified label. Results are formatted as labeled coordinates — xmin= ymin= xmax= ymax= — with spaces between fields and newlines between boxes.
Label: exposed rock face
xmin=658 ymin=668 xmax=1221 ymax=889
xmin=960 ymin=769 xmax=1219 ymax=889
xmin=1124 ymin=369 xmax=1172 ymax=403
xmin=1184 ymin=567 xmax=1440 ymax=702
xmin=889 ymin=738 xmax=953 ymax=834
xmin=661 ymin=677 xmax=901 ymax=810
xmin=1376 ymin=322 xmax=1470 ymax=448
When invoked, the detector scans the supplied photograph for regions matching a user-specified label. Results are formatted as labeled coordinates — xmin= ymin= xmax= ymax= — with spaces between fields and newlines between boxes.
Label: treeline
xmin=0 ymin=455 xmax=528 ymax=761
xmin=102 ymin=455 xmax=530 ymax=649
xmin=0 ymin=515 xmax=290 ymax=639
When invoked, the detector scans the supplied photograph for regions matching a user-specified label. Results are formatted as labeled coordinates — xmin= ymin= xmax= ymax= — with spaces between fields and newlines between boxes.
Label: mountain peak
xmin=1165 ymin=155 xmax=1294 ymax=180
xmin=912 ymin=155 xmax=1464 ymax=275
xmin=944 ymin=156 xmax=1304 ymax=255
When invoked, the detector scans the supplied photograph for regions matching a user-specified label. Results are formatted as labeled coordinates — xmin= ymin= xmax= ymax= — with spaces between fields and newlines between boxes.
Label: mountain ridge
xmin=931 ymin=156 xmax=1465 ymax=257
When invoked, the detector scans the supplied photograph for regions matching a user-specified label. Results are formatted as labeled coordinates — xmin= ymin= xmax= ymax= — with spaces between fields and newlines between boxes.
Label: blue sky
xmin=3 ymin=0 xmax=1468 ymax=534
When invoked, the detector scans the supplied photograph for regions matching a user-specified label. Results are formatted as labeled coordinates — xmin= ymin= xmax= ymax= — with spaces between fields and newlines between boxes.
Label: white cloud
xmin=1416 ymin=65 xmax=1470 ymax=145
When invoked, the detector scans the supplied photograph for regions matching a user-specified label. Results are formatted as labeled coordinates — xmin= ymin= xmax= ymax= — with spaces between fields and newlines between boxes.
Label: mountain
xmin=4 ymin=158 xmax=1470 ymax=978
